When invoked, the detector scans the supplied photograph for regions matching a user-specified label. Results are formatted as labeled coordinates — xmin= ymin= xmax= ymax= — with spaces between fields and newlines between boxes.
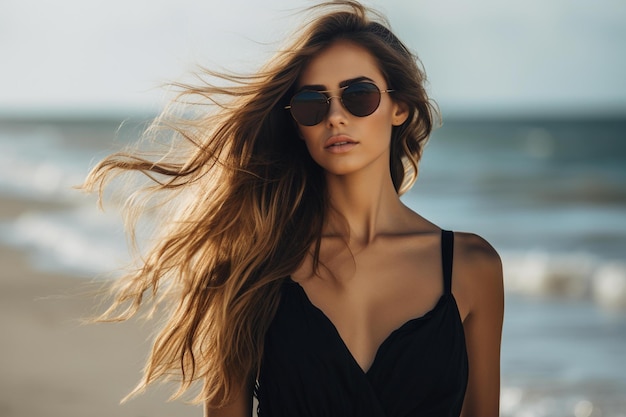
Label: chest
xmin=291 ymin=246 xmax=445 ymax=373
xmin=256 ymin=281 xmax=469 ymax=417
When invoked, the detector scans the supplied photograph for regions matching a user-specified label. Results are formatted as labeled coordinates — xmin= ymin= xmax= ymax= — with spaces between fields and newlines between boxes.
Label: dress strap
xmin=441 ymin=230 xmax=454 ymax=295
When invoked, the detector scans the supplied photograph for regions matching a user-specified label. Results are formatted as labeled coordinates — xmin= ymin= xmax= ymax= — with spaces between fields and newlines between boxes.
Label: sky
xmin=1 ymin=0 xmax=625 ymax=117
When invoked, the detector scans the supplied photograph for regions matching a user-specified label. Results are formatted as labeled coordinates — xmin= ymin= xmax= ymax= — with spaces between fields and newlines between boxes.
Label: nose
xmin=326 ymin=95 xmax=348 ymax=126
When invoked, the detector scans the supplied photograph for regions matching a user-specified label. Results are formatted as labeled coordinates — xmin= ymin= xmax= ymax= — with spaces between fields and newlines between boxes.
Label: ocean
xmin=1 ymin=114 xmax=625 ymax=416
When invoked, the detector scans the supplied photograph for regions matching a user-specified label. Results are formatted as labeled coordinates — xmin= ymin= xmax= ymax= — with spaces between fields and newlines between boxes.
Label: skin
xmin=206 ymin=39 xmax=504 ymax=417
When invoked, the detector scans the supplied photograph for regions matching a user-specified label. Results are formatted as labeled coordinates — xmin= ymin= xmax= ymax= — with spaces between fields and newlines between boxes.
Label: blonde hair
xmin=83 ymin=0 xmax=436 ymax=407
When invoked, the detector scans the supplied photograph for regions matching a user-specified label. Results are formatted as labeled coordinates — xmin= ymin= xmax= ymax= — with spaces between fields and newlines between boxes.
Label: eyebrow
xmin=297 ymin=76 xmax=375 ymax=92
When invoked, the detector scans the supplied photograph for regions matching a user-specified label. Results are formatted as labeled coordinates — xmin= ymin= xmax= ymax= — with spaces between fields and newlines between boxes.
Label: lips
xmin=324 ymin=135 xmax=358 ymax=149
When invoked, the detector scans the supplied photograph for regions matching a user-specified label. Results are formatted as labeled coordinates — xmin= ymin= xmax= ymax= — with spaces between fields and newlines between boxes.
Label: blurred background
xmin=1 ymin=0 xmax=625 ymax=416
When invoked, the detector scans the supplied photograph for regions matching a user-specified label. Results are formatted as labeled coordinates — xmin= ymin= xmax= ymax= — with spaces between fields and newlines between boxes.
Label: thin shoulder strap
xmin=441 ymin=230 xmax=454 ymax=295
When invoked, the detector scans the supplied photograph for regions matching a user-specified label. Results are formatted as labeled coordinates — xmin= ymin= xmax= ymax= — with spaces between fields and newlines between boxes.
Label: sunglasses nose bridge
xmin=328 ymin=91 xmax=353 ymax=111
xmin=324 ymin=94 xmax=342 ymax=104
xmin=324 ymin=94 xmax=350 ymax=121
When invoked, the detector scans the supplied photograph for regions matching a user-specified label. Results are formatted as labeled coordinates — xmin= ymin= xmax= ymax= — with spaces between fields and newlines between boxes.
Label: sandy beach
xmin=0 ymin=196 xmax=199 ymax=417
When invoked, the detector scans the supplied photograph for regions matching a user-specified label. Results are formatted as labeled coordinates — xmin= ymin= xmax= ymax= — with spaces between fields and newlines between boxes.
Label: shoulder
xmin=454 ymin=232 xmax=501 ymax=271
xmin=451 ymin=232 xmax=504 ymax=318
xmin=451 ymin=232 xmax=504 ymax=416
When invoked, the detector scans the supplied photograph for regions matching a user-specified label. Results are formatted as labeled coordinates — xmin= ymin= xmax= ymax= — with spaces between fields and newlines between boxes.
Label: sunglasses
xmin=285 ymin=81 xmax=394 ymax=126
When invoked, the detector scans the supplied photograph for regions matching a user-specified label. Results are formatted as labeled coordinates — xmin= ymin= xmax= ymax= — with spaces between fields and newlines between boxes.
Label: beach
xmin=1 ymin=116 xmax=625 ymax=416
xmin=0 ymin=196 xmax=199 ymax=417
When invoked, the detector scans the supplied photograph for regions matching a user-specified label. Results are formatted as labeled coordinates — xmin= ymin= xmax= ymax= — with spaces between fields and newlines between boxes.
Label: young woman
xmin=84 ymin=2 xmax=504 ymax=416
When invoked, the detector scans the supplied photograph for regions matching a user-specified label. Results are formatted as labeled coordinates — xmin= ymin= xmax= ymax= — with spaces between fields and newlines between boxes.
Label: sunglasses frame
xmin=285 ymin=81 xmax=394 ymax=126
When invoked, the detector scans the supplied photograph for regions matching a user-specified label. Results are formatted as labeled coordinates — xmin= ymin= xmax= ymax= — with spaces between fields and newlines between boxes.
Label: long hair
xmin=82 ymin=0 xmax=435 ymax=407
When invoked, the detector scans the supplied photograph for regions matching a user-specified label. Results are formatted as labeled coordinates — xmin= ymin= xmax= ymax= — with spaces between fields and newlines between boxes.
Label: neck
xmin=324 ymin=167 xmax=407 ymax=246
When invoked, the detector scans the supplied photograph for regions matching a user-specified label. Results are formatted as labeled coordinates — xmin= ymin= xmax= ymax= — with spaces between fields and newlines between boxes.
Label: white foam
xmin=0 ymin=130 xmax=93 ymax=200
xmin=1 ymin=203 xmax=129 ymax=276
xmin=502 ymin=251 xmax=626 ymax=310
xmin=499 ymin=381 xmax=626 ymax=417
xmin=592 ymin=262 xmax=626 ymax=309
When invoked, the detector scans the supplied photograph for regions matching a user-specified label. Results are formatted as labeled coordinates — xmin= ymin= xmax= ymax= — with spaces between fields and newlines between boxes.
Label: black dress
xmin=256 ymin=230 xmax=468 ymax=417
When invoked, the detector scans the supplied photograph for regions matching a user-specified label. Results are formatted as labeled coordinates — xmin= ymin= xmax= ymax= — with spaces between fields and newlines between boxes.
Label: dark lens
xmin=290 ymin=91 xmax=329 ymax=126
xmin=341 ymin=82 xmax=381 ymax=117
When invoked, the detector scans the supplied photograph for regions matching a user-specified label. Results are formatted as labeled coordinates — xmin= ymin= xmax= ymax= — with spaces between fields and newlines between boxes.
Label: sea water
xmin=1 ymin=115 xmax=625 ymax=416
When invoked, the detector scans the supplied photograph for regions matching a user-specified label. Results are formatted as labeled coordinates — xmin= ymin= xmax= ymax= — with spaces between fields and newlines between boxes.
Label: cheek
xmin=367 ymin=111 xmax=395 ymax=141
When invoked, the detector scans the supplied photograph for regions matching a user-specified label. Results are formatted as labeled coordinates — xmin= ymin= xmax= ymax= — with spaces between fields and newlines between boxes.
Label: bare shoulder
xmin=452 ymin=232 xmax=504 ymax=318
xmin=454 ymin=232 xmax=501 ymax=270
xmin=454 ymin=232 xmax=500 ymax=262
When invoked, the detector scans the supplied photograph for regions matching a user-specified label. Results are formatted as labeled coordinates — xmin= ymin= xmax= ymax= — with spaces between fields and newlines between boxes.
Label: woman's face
xmin=295 ymin=40 xmax=408 ymax=178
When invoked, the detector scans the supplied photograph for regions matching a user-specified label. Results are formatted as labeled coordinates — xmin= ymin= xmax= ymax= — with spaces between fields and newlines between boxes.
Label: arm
xmin=456 ymin=233 xmax=505 ymax=417
xmin=204 ymin=380 xmax=253 ymax=417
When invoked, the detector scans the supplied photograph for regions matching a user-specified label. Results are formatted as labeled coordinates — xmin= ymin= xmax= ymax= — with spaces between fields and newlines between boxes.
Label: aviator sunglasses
xmin=285 ymin=81 xmax=394 ymax=126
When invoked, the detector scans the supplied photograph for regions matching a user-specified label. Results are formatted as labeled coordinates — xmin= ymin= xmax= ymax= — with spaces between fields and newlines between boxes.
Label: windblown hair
xmin=83 ymin=0 xmax=436 ymax=407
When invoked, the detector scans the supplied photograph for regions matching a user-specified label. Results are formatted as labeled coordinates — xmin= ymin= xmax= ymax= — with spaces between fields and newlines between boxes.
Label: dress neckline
xmin=286 ymin=277 xmax=450 ymax=375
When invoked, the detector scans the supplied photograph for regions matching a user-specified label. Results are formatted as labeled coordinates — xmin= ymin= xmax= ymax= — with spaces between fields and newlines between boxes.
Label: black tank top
xmin=256 ymin=230 xmax=468 ymax=417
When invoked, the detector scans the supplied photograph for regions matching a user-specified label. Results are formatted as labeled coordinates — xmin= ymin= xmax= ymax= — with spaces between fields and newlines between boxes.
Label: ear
xmin=391 ymin=101 xmax=409 ymax=126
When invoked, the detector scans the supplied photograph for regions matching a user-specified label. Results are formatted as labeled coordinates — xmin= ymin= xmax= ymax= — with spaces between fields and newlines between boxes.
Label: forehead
xmin=298 ymin=40 xmax=386 ymax=88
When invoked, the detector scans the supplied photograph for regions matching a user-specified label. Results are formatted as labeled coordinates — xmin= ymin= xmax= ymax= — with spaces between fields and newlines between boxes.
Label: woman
xmin=84 ymin=1 xmax=503 ymax=416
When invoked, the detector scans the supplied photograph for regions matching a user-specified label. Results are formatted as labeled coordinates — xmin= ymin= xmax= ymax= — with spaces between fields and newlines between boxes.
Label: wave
xmin=2 ymin=200 xmax=625 ymax=310
xmin=502 ymin=251 xmax=626 ymax=310
xmin=500 ymin=379 xmax=626 ymax=417
xmin=0 ymin=130 xmax=93 ymax=201
xmin=0 ymin=204 xmax=129 ymax=276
